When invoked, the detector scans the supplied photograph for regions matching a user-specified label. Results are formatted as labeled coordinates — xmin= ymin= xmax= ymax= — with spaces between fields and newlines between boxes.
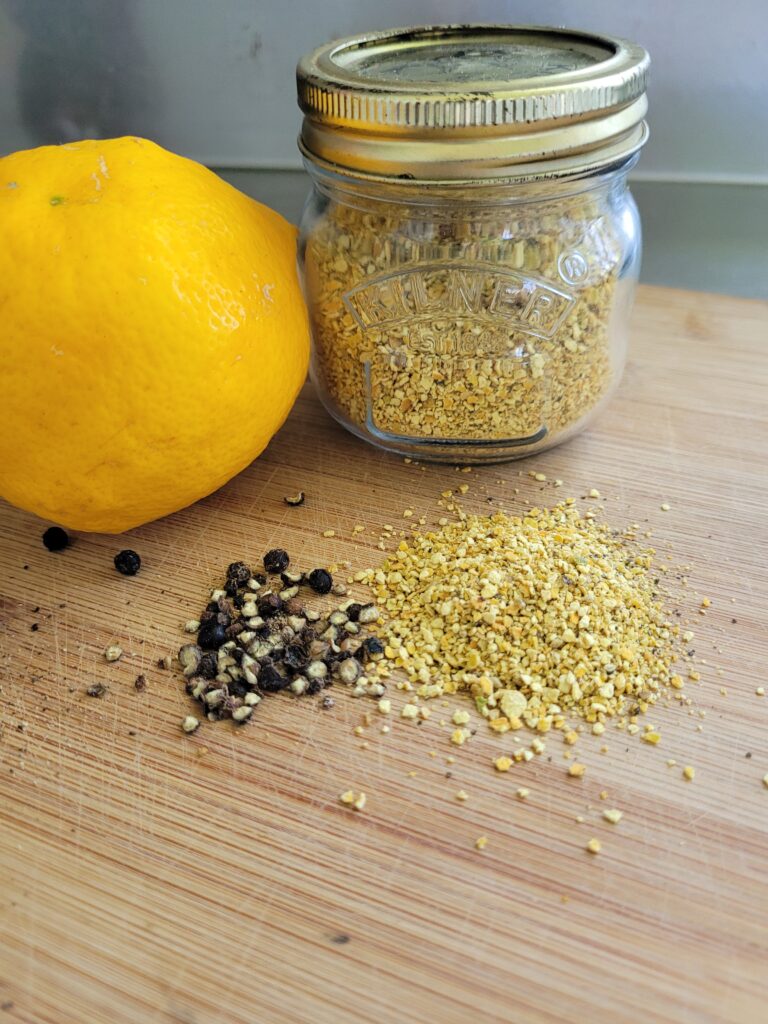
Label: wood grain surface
xmin=1 ymin=285 xmax=767 ymax=1024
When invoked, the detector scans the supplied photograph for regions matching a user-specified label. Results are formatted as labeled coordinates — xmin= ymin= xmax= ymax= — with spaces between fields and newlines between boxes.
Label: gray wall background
xmin=1 ymin=0 xmax=766 ymax=296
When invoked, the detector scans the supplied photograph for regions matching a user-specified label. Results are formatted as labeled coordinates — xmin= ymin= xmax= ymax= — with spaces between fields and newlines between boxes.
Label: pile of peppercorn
xmin=178 ymin=549 xmax=385 ymax=726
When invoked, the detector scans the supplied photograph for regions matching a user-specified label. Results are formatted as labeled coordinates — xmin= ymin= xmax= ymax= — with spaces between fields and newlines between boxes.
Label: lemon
xmin=0 ymin=136 xmax=309 ymax=532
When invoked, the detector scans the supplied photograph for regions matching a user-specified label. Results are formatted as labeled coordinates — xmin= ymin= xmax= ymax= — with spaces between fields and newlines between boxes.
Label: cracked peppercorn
xmin=308 ymin=568 xmax=333 ymax=594
xmin=197 ymin=620 xmax=228 ymax=650
xmin=263 ymin=548 xmax=290 ymax=574
xmin=42 ymin=526 xmax=70 ymax=552
xmin=114 ymin=549 xmax=141 ymax=576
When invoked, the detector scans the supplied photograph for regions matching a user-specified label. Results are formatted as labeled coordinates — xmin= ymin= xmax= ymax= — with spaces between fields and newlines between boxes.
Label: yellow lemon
xmin=0 ymin=136 xmax=309 ymax=532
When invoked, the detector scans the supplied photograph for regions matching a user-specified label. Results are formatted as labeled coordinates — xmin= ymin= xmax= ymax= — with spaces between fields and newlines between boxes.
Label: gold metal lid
xmin=296 ymin=24 xmax=649 ymax=183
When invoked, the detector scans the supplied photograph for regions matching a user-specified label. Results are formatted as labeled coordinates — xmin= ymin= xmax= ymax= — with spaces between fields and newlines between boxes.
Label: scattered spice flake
xmin=603 ymin=808 xmax=623 ymax=824
xmin=283 ymin=491 xmax=305 ymax=506
xmin=588 ymin=488 xmax=601 ymax=498
xmin=456 ymin=790 xmax=469 ymax=801
xmin=682 ymin=765 xmax=695 ymax=781
xmin=134 ymin=674 xmax=147 ymax=692
xmin=401 ymin=703 xmax=418 ymax=719
xmin=660 ymin=503 xmax=671 ymax=512
xmin=763 ymin=775 xmax=768 ymax=789
xmin=322 ymin=529 xmax=336 ymax=538
xmin=181 ymin=715 xmax=199 ymax=733
xmin=568 ymin=763 xmax=586 ymax=777
xmin=494 ymin=756 xmax=513 ymax=773
xmin=516 ymin=787 xmax=530 ymax=800
xmin=378 ymin=698 xmax=391 ymax=715
xmin=642 ymin=731 xmax=661 ymax=745
xmin=586 ymin=838 xmax=602 ymax=854
xmin=339 ymin=790 xmax=366 ymax=811
xmin=475 ymin=836 xmax=488 ymax=850
xmin=756 ymin=687 xmax=765 ymax=697
xmin=104 ymin=644 xmax=123 ymax=663
xmin=86 ymin=683 xmax=107 ymax=698
xmin=450 ymin=728 xmax=469 ymax=745
xmin=452 ymin=709 xmax=470 ymax=726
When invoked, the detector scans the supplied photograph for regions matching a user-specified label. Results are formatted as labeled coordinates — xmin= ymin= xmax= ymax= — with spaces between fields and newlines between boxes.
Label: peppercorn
xmin=264 ymin=548 xmax=290 ymax=574
xmin=307 ymin=568 xmax=333 ymax=594
xmin=259 ymin=664 xmax=290 ymax=692
xmin=114 ymin=549 xmax=141 ymax=576
xmin=346 ymin=603 xmax=362 ymax=622
xmin=226 ymin=561 xmax=251 ymax=587
xmin=358 ymin=636 xmax=385 ymax=661
xmin=283 ymin=643 xmax=309 ymax=672
xmin=197 ymin=620 xmax=228 ymax=650
xmin=198 ymin=652 xmax=218 ymax=679
xmin=42 ymin=526 xmax=70 ymax=552
xmin=257 ymin=593 xmax=284 ymax=618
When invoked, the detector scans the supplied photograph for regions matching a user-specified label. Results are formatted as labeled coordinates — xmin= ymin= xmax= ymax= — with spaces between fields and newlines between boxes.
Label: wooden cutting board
xmin=1 ymin=284 xmax=766 ymax=1024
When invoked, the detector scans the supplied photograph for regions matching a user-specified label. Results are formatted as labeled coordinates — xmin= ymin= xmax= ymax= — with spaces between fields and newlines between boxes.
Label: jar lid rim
xmin=297 ymin=24 xmax=649 ymax=131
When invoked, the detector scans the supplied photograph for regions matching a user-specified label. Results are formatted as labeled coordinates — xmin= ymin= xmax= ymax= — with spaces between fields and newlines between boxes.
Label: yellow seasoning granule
xmin=494 ymin=756 xmax=513 ymax=773
xmin=568 ymin=763 xmax=587 ymax=778
xmin=586 ymin=838 xmax=602 ymax=854
xmin=362 ymin=501 xmax=680 ymax=733
xmin=682 ymin=765 xmax=695 ymax=781
xmin=475 ymin=836 xmax=488 ymax=850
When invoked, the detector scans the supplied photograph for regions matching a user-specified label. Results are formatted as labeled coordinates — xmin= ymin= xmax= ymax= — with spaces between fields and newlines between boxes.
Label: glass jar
xmin=296 ymin=25 xmax=649 ymax=462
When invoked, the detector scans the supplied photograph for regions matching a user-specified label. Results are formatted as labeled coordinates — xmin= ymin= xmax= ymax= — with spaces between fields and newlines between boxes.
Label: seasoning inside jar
xmin=296 ymin=25 xmax=649 ymax=462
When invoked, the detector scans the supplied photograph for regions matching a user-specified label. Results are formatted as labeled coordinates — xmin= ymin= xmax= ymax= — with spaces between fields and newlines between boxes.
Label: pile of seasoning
xmin=179 ymin=549 xmax=384 ymax=730
xmin=360 ymin=500 xmax=684 ymax=734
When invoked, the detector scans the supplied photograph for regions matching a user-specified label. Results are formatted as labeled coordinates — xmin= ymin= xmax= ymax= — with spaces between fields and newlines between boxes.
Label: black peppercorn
xmin=226 ymin=561 xmax=251 ymax=587
xmin=197 ymin=620 xmax=228 ymax=650
xmin=346 ymin=603 xmax=362 ymax=622
xmin=259 ymin=664 xmax=290 ymax=692
xmin=198 ymin=652 xmax=218 ymax=679
xmin=114 ymin=549 xmax=141 ymax=576
xmin=257 ymin=593 xmax=283 ymax=618
xmin=307 ymin=568 xmax=333 ymax=594
xmin=42 ymin=526 xmax=70 ymax=552
xmin=283 ymin=643 xmax=309 ymax=672
xmin=357 ymin=636 xmax=385 ymax=661
xmin=263 ymin=548 xmax=290 ymax=574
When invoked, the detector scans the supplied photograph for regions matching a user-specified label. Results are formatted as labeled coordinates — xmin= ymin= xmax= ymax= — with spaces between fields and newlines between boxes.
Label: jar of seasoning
xmin=296 ymin=25 xmax=649 ymax=462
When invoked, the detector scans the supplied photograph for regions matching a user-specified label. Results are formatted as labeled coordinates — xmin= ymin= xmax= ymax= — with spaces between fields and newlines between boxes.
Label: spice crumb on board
xmin=104 ymin=644 xmax=123 ymax=663
xmin=339 ymin=790 xmax=366 ymax=811
xmin=475 ymin=836 xmax=488 ymax=850
xmin=682 ymin=765 xmax=696 ymax=781
xmin=603 ymin=808 xmax=623 ymax=824
xmin=586 ymin=838 xmax=602 ymax=854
